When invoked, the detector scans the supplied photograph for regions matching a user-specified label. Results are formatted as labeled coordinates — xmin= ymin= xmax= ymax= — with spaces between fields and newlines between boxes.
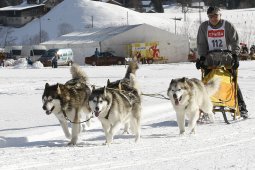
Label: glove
xmin=232 ymin=54 xmax=239 ymax=69
xmin=196 ymin=56 xmax=205 ymax=69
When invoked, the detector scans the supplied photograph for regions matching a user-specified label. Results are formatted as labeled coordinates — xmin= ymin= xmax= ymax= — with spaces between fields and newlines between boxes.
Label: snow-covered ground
xmin=0 ymin=61 xmax=255 ymax=169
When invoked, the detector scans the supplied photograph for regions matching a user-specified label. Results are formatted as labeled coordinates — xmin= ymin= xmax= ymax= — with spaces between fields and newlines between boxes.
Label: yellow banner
xmin=129 ymin=42 xmax=160 ymax=60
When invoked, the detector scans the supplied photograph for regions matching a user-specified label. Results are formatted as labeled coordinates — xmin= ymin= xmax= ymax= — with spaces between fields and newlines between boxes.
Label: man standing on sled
xmin=196 ymin=6 xmax=248 ymax=119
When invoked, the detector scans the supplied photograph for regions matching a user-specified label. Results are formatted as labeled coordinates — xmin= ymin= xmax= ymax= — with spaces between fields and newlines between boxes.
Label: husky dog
xmin=89 ymin=71 xmax=141 ymax=145
xmin=42 ymin=64 xmax=92 ymax=145
xmin=107 ymin=61 xmax=140 ymax=133
xmin=167 ymin=77 xmax=220 ymax=135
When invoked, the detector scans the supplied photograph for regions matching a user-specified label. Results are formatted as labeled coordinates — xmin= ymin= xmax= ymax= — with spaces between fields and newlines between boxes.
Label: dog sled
xmin=201 ymin=50 xmax=239 ymax=124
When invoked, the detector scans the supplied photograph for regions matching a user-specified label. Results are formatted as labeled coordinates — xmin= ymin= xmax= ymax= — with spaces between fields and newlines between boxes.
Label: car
xmin=21 ymin=45 xmax=47 ymax=63
xmin=38 ymin=48 xmax=73 ymax=67
xmin=84 ymin=52 xmax=126 ymax=66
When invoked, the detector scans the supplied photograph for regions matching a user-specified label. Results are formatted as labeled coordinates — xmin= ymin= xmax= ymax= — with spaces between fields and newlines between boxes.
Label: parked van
xmin=21 ymin=45 xmax=47 ymax=62
xmin=38 ymin=48 xmax=73 ymax=67
xmin=10 ymin=46 xmax=22 ymax=59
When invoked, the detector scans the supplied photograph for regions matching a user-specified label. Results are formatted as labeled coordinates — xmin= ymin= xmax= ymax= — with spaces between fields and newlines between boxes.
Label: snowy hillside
xmin=0 ymin=0 xmax=179 ymax=46
xmin=1 ymin=0 xmax=255 ymax=47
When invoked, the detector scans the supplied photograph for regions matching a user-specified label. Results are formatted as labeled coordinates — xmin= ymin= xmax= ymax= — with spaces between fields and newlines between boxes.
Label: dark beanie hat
xmin=207 ymin=6 xmax=221 ymax=15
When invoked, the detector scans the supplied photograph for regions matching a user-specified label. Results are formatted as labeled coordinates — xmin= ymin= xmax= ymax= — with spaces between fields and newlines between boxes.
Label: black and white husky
xmin=89 ymin=62 xmax=141 ymax=145
xmin=167 ymin=77 xmax=220 ymax=135
xmin=42 ymin=64 xmax=92 ymax=145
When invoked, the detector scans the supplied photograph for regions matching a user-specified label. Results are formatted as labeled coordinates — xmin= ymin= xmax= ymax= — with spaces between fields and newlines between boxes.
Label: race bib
xmin=207 ymin=21 xmax=227 ymax=51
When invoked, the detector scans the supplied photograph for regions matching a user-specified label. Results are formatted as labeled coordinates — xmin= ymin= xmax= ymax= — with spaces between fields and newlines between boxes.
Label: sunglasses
xmin=208 ymin=14 xmax=220 ymax=19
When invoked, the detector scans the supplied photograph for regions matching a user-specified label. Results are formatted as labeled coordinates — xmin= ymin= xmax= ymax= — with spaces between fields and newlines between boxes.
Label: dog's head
xmin=124 ymin=61 xmax=139 ymax=79
xmin=89 ymin=86 xmax=111 ymax=118
xmin=42 ymin=83 xmax=62 ymax=115
xmin=128 ymin=61 xmax=139 ymax=74
xmin=167 ymin=77 xmax=191 ymax=106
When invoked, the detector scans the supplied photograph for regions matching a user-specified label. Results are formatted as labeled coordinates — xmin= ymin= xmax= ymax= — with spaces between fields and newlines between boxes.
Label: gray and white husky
xmin=167 ymin=77 xmax=220 ymax=135
xmin=42 ymin=64 xmax=92 ymax=145
xmin=89 ymin=64 xmax=141 ymax=145
xmin=106 ymin=61 xmax=140 ymax=134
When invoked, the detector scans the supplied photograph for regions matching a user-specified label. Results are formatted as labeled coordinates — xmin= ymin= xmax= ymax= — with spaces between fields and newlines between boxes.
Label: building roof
xmin=141 ymin=0 xmax=151 ymax=6
xmin=0 ymin=2 xmax=44 ymax=11
xmin=42 ymin=24 xmax=142 ymax=45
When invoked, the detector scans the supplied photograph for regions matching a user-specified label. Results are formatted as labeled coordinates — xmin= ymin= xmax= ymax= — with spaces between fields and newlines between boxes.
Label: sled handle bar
xmin=208 ymin=50 xmax=232 ymax=54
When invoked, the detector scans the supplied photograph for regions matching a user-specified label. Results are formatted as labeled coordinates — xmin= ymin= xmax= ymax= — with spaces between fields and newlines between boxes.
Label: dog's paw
xmin=189 ymin=130 xmax=196 ymax=135
xmin=123 ymin=123 xmax=130 ymax=134
xmin=179 ymin=131 xmax=186 ymax=136
xmin=209 ymin=118 xmax=215 ymax=123
xmin=106 ymin=140 xmax=112 ymax=145
xmin=122 ymin=129 xmax=130 ymax=134
xmin=67 ymin=137 xmax=78 ymax=146
xmin=103 ymin=141 xmax=112 ymax=146
xmin=67 ymin=142 xmax=76 ymax=146
xmin=135 ymin=136 xmax=140 ymax=143
xmin=106 ymin=135 xmax=113 ymax=145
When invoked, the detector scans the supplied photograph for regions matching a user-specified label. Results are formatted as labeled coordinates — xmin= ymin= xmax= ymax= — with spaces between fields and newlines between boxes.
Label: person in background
xmin=0 ymin=52 xmax=5 ymax=67
xmin=52 ymin=52 xmax=58 ymax=68
xmin=242 ymin=44 xmax=249 ymax=54
xmin=250 ymin=45 xmax=255 ymax=54
xmin=27 ymin=56 xmax=33 ymax=65
xmin=95 ymin=48 xmax=100 ymax=58
xmin=196 ymin=6 xmax=248 ymax=119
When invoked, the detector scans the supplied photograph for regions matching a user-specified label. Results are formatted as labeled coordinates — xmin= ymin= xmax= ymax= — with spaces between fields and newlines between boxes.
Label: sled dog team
xmin=42 ymin=63 xmax=220 ymax=145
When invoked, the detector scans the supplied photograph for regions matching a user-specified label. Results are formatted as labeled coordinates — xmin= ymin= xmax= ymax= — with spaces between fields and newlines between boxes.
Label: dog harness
xmin=103 ymin=88 xmax=139 ymax=120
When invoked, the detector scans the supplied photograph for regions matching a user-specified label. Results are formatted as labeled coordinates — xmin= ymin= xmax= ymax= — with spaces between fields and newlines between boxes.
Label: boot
xmin=240 ymin=105 xmax=248 ymax=119
xmin=237 ymin=86 xmax=248 ymax=119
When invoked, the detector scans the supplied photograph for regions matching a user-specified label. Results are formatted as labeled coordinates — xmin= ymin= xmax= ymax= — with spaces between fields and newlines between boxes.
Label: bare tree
xmin=151 ymin=0 xmax=164 ymax=13
xmin=58 ymin=23 xmax=74 ymax=37
xmin=128 ymin=0 xmax=142 ymax=11
xmin=4 ymin=27 xmax=17 ymax=46
xmin=176 ymin=0 xmax=192 ymax=6
xmin=28 ymin=30 xmax=49 ymax=45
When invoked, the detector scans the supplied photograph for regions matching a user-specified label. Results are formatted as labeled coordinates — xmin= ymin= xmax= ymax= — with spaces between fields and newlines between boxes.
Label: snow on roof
xmin=42 ymin=24 xmax=141 ymax=45
xmin=0 ymin=3 xmax=44 ymax=11
xmin=141 ymin=1 xmax=151 ymax=6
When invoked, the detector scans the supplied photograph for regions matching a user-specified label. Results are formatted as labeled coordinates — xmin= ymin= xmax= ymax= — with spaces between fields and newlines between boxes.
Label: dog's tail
xmin=124 ymin=61 xmax=139 ymax=79
xmin=70 ymin=64 xmax=88 ymax=81
xmin=205 ymin=77 xmax=220 ymax=96
xmin=130 ymin=73 xmax=141 ymax=95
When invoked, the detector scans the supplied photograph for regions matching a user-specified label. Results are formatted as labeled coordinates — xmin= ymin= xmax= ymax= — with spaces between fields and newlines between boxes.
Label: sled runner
xmin=201 ymin=50 xmax=239 ymax=124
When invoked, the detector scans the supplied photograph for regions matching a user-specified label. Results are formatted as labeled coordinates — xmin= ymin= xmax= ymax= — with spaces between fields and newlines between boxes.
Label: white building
xmin=41 ymin=24 xmax=189 ymax=65
xmin=141 ymin=0 xmax=153 ymax=12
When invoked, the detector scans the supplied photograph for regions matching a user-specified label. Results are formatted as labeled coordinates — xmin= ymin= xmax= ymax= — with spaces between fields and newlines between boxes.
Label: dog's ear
xmin=45 ymin=83 xmax=49 ymax=88
xmin=103 ymin=86 xmax=107 ymax=96
xmin=170 ymin=79 xmax=173 ymax=84
xmin=57 ymin=83 xmax=61 ymax=94
xmin=181 ymin=77 xmax=188 ymax=83
xmin=91 ymin=85 xmax=95 ymax=92
xmin=107 ymin=79 xmax=110 ymax=86
xmin=118 ymin=82 xmax=122 ymax=91
xmin=170 ymin=79 xmax=176 ymax=85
